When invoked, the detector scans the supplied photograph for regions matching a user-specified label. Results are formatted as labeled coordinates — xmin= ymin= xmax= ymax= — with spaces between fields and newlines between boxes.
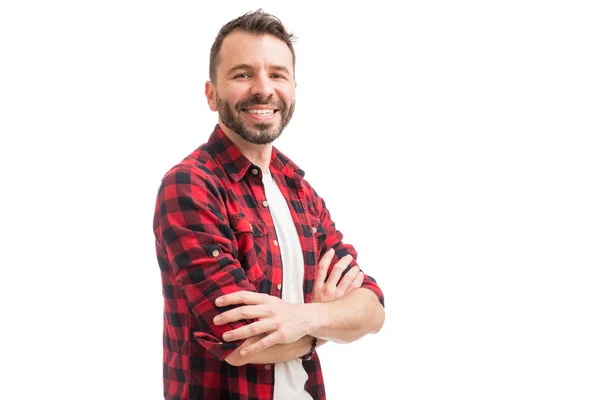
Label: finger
xmin=214 ymin=305 xmax=270 ymax=325
xmin=216 ymin=291 xmax=266 ymax=307
xmin=239 ymin=332 xmax=280 ymax=357
xmin=337 ymin=265 xmax=360 ymax=293
xmin=315 ymin=248 xmax=335 ymax=287
xmin=325 ymin=254 xmax=353 ymax=290
xmin=222 ymin=320 xmax=277 ymax=342
xmin=346 ymin=271 xmax=364 ymax=294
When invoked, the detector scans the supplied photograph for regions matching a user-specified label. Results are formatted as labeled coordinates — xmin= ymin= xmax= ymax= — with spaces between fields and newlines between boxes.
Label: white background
xmin=1 ymin=1 xmax=599 ymax=399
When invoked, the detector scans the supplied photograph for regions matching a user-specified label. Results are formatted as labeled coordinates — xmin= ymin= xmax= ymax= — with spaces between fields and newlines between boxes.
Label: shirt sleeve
xmin=154 ymin=166 xmax=258 ymax=360
xmin=307 ymin=184 xmax=385 ymax=308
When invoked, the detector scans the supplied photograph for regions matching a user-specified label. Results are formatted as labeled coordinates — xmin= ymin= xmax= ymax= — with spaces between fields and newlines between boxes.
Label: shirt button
xmin=212 ymin=249 xmax=220 ymax=257
xmin=262 ymin=200 xmax=269 ymax=207
xmin=264 ymin=364 xmax=271 ymax=371
xmin=276 ymin=283 xmax=282 ymax=290
xmin=252 ymin=168 xmax=259 ymax=175
xmin=312 ymin=227 xmax=317 ymax=233
xmin=273 ymin=240 xmax=278 ymax=247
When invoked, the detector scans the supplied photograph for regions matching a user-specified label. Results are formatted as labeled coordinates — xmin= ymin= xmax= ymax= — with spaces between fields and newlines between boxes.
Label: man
xmin=153 ymin=10 xmax=385 ymax=400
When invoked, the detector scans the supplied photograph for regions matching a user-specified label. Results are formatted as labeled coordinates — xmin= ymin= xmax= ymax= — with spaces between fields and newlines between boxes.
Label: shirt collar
xmin=206 ymin=124 xmax=305 ymax=183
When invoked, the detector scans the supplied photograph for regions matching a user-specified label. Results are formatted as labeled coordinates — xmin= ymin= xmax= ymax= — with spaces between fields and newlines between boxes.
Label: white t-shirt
xmin=262 ymin=169 xmax=313 ymax=400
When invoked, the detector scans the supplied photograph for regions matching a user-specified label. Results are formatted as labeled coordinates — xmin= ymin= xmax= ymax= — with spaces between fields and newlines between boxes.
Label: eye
xmin=271 ymin=73 xmax=287 ymax=80
xmin=233 ymin=73 xmax=251 ymax=79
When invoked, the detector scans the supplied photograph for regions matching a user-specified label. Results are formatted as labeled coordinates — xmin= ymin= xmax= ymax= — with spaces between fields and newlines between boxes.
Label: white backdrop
xmin=1 ymin=1 xmax=599 ymax=399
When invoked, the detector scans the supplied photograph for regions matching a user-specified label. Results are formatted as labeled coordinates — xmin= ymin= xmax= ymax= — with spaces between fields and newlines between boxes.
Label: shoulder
xmin=158 ymin=144 xmax=226 ymax=198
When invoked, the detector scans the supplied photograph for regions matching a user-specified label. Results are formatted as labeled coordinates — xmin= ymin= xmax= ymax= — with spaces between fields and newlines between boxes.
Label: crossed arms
xmin=155 ymin=166 xmax=385 ymax=367
xmin=221 ymin=249 xmax=386 ymax=366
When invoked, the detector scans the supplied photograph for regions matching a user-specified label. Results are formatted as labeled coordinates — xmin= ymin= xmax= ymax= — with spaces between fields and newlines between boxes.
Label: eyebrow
xmin=226 ymin=64 xmax=291 ymax=77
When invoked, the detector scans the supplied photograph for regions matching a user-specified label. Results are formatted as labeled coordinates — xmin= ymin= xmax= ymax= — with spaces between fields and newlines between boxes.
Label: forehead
xmin=218 ymin=31 xmax=294 ymax=72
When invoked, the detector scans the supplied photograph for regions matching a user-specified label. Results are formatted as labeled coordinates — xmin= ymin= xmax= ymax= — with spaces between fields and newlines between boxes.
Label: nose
xmin=250 ymin=71 xmax=275 ymax=99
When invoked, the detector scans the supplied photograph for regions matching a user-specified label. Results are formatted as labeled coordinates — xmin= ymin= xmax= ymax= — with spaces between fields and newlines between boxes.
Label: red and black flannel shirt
xmin=153 ymin=125 xmax=385 ymax=400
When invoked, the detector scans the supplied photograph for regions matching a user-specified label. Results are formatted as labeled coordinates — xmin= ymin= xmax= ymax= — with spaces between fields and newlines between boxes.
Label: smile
xmin=244 ymin=109 xmax=277 ymax=115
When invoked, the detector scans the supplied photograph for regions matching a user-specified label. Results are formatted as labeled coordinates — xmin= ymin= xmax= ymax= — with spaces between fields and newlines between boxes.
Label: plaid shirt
xmin=153 ymin=125 xmax=385 ymax=400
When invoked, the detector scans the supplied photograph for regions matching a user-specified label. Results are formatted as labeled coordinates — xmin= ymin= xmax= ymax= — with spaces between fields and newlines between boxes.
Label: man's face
xmin=206 ymin=31 xmax=296 ymax=145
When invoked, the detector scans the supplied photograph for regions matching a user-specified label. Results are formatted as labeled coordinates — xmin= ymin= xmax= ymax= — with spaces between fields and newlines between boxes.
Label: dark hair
xmin=209 ymin=9 xmax=297 ymax=83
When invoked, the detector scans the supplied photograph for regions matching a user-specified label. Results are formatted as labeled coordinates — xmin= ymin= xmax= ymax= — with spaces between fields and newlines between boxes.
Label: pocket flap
xmin=231 ymin=214 xmax=266 ymax=237
xmin=231 ymin=214 xmax=253 ymax=233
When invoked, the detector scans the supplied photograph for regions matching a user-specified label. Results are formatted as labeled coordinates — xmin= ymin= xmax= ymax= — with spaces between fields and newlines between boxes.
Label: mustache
xmin=235 ymin=96 xmax=286 ymax=111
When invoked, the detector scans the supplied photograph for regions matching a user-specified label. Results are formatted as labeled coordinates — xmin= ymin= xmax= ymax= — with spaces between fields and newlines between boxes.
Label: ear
xmin=205 ymin=80 xmax=218 ymax=112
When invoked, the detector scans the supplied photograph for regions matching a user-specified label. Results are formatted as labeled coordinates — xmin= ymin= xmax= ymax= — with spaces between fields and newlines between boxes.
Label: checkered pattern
xmin=153 ymin=125 xmax=385 ymax=399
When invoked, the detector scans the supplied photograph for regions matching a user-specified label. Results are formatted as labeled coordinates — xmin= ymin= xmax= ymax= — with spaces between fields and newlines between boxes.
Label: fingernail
xmin=214 ymin=316 xmax=222 ymax=324
xmin=240 ymin=349 xmax=248 ymax=356
xmin=216 ymin=297 xmax=223 ymax=305
xmin=223 ymin=333 xmax=231 ymax=340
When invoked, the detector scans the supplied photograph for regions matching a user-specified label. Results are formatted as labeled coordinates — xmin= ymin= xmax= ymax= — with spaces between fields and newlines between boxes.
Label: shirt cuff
xmin=193 ymin=330 xmax=244 ymax=361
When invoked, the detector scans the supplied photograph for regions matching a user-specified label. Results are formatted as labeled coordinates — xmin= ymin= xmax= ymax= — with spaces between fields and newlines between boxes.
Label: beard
xmin=216 ymin=93 xmax=295 ymax=145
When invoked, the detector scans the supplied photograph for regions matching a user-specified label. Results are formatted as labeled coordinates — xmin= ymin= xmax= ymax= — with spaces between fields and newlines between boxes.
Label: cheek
xmin=277 ymin=86 xmax=295 ymax=106
xmin=223 ymin=85 xmax=249 ymax=104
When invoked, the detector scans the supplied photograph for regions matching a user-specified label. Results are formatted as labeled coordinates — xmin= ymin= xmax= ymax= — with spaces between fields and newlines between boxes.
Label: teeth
xmin=246 ymin=109 xmax=274 ymax=115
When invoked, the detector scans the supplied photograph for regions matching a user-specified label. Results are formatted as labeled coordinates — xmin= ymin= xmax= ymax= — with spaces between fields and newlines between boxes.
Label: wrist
xmin=305 ymin=302 xmax=331 ymax=334
xmin=300 ymin=335 xmax=318 ymax=361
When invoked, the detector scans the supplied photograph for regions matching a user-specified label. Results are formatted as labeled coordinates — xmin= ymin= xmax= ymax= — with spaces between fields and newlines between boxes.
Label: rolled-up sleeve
xmin=309 ymin=185 xmax=385 ymax=308
xmin=155 ymin=166 xmax=257 ymax=360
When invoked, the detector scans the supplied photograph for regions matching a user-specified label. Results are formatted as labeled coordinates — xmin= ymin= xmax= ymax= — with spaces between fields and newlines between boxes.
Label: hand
xmin=214 ymin=291 xmax=314 ymax=357
xmin=312 ymin=248 xmax=364 ymax=303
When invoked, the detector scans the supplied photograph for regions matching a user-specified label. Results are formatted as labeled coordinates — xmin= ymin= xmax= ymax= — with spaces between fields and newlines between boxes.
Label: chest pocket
xmin=231 ymin=215 xmax=269 ymax=287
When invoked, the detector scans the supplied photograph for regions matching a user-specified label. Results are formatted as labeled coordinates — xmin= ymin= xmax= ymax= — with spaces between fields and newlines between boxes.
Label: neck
xmin=218 ymin=122 xmax=273 ymax=172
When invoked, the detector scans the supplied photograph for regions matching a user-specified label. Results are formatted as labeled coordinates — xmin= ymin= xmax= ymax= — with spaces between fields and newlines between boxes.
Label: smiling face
xmin=205 ymin=31 xmax=296 ymax=145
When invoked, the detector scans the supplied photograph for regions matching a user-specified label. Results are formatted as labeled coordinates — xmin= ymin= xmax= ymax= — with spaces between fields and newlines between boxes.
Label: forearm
xmin=226 ymin=334 xmax=327 ymax=366
xmin=309 ymin=288 xmax=385 ymax=344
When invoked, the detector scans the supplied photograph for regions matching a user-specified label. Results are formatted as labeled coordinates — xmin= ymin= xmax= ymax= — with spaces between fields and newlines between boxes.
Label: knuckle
xmin=257 ymin=339 xmax=266 ymax=351
xmin=277 ymin=330 xmax=288 ymax=342
xmin=334 ymin=261 xmax=346 ymax=270
xmin=248 ymin=324 xmax=258 ymax=336
xmin=346 ymin=269 xmax=359 ymax=281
